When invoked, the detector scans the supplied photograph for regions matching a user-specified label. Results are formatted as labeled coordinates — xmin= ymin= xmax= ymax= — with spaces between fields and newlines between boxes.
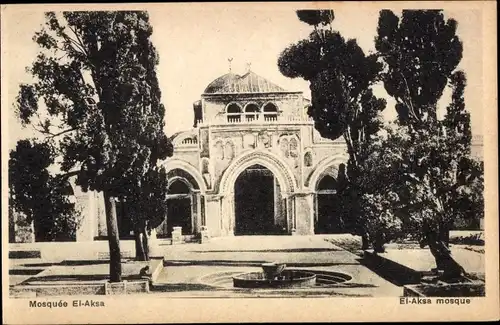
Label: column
xmin=274 ymin=179 xmax=285 ymax=231
xmin=195 ymin=192 xmax=202 ymax=234
xmin=220 ymin=194 xmax=234 ymax=236
xmin=205 ymin=195 xmax=222 ymax=237
xmin=76 ymin=191 xmax=94 ymax=241
xmin=293 ymin=192 xmax=315 ymax=235
xmin=226 ymin=193 xmax=234 ymax=236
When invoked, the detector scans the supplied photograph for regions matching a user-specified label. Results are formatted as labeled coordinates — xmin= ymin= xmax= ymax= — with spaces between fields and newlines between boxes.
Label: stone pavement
xmin=375 ymin=246 xmax=485 ymax=275
xmin=152 ymin=235 xmax=403 ymax=297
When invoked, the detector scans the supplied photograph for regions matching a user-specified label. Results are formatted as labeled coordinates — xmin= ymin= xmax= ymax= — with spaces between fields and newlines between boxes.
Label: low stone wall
xmin=150 ymin=258 xmax=164 ymax=284
xmin=10 ymin=256 xmax=164 ymax=298
xmin=403 ymin=282 xmax=485 ymax=297
xmin=10 ymin=280 xmax=149 ymax=298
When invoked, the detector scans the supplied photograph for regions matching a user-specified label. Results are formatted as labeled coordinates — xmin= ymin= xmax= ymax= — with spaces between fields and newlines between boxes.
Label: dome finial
xmin=246 ymin=62 xmax=252 ymax=72
xmin=228 ymin=58 xmax=233 ymax=72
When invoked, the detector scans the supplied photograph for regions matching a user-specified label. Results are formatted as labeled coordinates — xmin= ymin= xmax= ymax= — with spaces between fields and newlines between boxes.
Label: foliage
xmin=126 ymin=166 xmax=169 ymax=229
xmin=122 ymin=166 xmax=169 ymax=260
xmin=9 ymin=139 xmax=81 ymax=242
xmin=278 ymin=10 xmax=386 ymax=242
xmin=449 ymin=232 xmax=484 ymax=246
xmin=15 ymin=11 xmax=173 ymax=280
xmin=15 ymin=11 xmax=172 ymax=195
xmin=372 ymin=9 xmax=482 ymax=257
xmin=375 ymin=9 xmax=463 ymax=126
xmin=296 ymin=10 xmax=335 ymax=27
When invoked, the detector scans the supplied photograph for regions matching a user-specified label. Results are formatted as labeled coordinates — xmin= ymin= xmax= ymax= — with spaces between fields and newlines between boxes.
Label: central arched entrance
xmin=234 ymin=164 xmax=283 ymax=235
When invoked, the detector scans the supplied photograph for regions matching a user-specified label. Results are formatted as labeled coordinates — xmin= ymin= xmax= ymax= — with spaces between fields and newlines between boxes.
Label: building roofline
xmin=201 ymin=91 xmax=303 ymax=96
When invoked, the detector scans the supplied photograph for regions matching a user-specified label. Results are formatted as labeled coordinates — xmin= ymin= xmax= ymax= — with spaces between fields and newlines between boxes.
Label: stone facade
xmin=153 ymin=71 xmax=349 ymax=238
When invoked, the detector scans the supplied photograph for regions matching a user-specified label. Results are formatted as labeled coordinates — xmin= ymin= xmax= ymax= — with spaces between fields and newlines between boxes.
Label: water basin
xmin=198 ymin=269 xmax=352 ymax=289
xmin=233 ymin=269 xmax=316 ymax=288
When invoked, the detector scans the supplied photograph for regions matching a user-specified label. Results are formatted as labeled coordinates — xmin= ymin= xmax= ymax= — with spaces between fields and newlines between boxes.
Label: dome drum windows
xmin=225 ymin=102 xmax=280 ymax=123
xmin=226 ymin=103 xmax=242 ymax=122
xmin=263 ymin=103 xmax=278 ymax=122
xmin=244 ymin=103 xmax=260 ymax=122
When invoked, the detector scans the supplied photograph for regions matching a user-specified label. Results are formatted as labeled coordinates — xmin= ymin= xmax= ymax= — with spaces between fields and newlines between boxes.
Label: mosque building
xmin=11 ymin=67 xmax=484 ymax=242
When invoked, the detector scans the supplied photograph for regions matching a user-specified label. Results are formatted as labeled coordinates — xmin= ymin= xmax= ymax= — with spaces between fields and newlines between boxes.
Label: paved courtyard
xmin=10 ymin=235 xmax=404 ymax=297
xmin=151 ymin=235 xmax=403 ymax=297
xmin=10 ymin=234 xmax=484 ymax=298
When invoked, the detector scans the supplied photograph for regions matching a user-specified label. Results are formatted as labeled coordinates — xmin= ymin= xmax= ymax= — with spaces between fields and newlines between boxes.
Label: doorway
xmin=234 ymin=164 xmax=276 ymax=235
xmin=315 ymin=175 xmax=343 ymax=234
xmin=166 ymin=179 xmax=193 ymax=237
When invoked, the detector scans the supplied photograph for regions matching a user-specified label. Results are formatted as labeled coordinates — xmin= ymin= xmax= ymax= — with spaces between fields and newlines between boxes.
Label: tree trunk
xmin=373 ymin=232 xmax=386 ymax=253
xmin=134 ymin=228 xmax=147 ymax=261
xmin=134 ymin=221 xmax=150 ymax=261
xmin=142 ymin=227 xmax=150 ymax=261
xmin=424 ymin=228 xmax=465 ymax=280
xmin=438 ymin=221 xmax=451 ymax=247
xmin=103 ymin=191 xmax=122 ymax=282
xmin=361 ymin=233 xmax=370 ymax=250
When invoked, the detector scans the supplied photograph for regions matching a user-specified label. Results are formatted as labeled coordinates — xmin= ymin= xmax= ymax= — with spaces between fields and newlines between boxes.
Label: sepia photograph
xmin=1 ymin=2 xmax=498 ymax=323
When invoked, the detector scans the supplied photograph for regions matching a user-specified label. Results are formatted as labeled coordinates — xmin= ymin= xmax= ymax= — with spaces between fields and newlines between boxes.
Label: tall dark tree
xmin=278 ymin=10 xmax=386 ymax=248
xmin=15 ymin=12 xmax=172 ymax=281
xmin=439 ymin=71 xmax=483 ymax=242
xmin=123 ymin=166 xmax=169 ymax=261
xmin=9 ymin=139 xmax=81 ymax=242
xmin=375 ymin=9 xmax=463 ymax=126
xmin=374 ymin=10 xmax=482 ymax=278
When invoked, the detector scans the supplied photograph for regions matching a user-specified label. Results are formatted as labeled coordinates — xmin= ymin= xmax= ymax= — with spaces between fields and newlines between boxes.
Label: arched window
xmin=317 ymin=175 xmax=337 ymax=192
xmin=244 ymin=103 xmax=260 ymax=122
xmin=304 ymin=151 xmax=313 ymax=167
xmin=263 ymin=103 xmax=278 ymax=121
xmin=168 ymin=179 xmax=191 ymax=194
xmin=226 ymin=103 xmax=242 ymax=122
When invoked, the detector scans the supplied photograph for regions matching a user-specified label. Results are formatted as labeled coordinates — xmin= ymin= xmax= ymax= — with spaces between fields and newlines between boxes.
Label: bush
xmin=449 ymin=233 xmax=484 ymax=246
xmin=361 ymin=193 xmax=403 ymax=252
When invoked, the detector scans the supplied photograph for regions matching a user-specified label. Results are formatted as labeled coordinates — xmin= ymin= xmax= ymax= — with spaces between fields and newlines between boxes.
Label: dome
xmin=204 ymin=71 xmax=286 ymax=94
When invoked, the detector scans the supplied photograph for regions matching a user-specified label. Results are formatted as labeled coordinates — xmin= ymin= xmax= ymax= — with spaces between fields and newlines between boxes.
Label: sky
xmin=2 ymin=3 xmax=485 ymax=150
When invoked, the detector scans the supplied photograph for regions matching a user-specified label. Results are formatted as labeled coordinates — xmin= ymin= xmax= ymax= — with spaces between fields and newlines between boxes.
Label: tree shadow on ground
xmin=20 ymin=262 xmax=57 ymax=267
xmin=356 ymin=257 xmax=420 ymax=286
xmin=9 ymin=269 xmax=44 ymax=276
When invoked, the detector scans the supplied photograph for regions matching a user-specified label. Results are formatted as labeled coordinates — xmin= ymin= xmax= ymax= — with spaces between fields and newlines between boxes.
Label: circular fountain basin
xmin=198 ymin=269 xmax=352 ymax=289
xmin=233 ymin=270 xmax=316 ymax=289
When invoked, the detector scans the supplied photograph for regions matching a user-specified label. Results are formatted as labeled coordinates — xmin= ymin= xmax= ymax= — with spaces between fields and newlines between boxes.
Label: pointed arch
xmin=162 ymin=159 xmax=206 ymax=192
xmin=218 ymin=149 xmax=297 ymax=195
xmin=306 ymin=154 xmax=348 ymax=190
